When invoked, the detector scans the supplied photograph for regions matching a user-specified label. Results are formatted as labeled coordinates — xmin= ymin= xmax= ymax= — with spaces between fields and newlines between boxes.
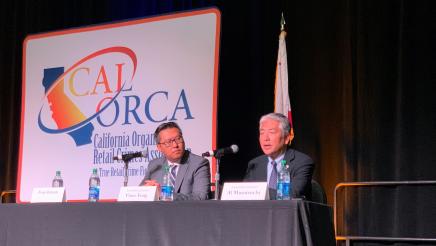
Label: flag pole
xmin=281 ymin=12 xmax=286 ymax=31
xmin=275 ymin=12 xmax=294 ymax=142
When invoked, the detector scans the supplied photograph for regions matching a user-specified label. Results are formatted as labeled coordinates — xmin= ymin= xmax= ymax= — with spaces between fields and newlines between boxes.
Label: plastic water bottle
xmin=52 ymin=170 xmax=64 ymax=187
xmin=160 ymin=165 xmax=174 ymax=201
xmin=88 ymin=168 xmax=100 ymax=202
xmin=277 ymin=160 xmax=291 ymax=200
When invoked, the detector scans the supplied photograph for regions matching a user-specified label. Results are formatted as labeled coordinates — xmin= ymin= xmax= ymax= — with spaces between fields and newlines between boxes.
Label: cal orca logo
xmin=38 ymin=47 xmax=137 ymax=146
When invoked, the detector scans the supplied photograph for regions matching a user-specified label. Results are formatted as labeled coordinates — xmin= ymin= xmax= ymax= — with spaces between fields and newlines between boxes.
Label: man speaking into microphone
xmin=139 ymin=122 xmax=210 ymax=200
xmin=244 ymin=113 xmax=314 ymax=200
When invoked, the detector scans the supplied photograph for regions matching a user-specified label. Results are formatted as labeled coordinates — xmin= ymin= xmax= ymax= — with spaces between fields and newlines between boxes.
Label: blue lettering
xmin=94 ymin=90 xmax=195 ymax=127
xmin=123 ymin=95 xmax=144 ymax=125
xmin=170 ymin=89 xmax=194 ymax=120
xmin=97 ymin=100 xmax=119 ymax=127
xmin=145 ymin=91 xmax=168 ymax=123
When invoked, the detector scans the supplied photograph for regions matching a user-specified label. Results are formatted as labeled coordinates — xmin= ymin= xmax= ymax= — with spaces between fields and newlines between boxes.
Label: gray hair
xmin=259 ymin=113 xmax=291 ymax=137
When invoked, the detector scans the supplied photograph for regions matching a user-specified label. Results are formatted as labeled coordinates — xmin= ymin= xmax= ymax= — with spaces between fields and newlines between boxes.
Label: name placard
xmin=221 ymin=182 xmax=269 ymax=200
xmin=31 ymin=187 xmax=66 ymax=203
xmin=117 ymin=186 xmax=158 ymax=202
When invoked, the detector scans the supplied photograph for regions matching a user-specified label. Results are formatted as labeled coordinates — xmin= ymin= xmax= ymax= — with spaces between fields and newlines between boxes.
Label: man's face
xmin=259 ymin=119 xmax=291 ymax=159
xmin=157 ymin=127 xmax=185 ymax=162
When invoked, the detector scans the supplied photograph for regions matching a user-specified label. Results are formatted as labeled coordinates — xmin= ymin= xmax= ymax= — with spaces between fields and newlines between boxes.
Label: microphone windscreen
xmin=230 ymin=144 xmax=239 ymax=153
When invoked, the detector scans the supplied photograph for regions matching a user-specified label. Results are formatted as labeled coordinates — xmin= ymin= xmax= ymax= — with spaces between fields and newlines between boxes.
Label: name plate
xmin=31 ymin=187 xmax=65 ymax=203
xmin=221 ymin=182 xmax=269 ymax=200
xmin=117 ymin=186 xmax=158 ymax=202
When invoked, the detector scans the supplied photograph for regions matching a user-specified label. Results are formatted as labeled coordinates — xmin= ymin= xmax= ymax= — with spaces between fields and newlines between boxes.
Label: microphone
xmin=113 ymin=151 xmax=145 ymax=161
xmin=202 ymin=145 xmax=239 ymax=158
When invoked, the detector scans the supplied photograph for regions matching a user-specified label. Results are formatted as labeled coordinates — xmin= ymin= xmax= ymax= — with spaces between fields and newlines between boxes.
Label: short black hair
xmin=154 ymin=122 xmax=183 ymax=143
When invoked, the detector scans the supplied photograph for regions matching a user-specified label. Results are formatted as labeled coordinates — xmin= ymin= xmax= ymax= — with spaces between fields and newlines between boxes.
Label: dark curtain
xmin=336 ymin=1 xmax=436 ymax=245
xmin=0 ymin=0 xmax=435 ymax=245
xmin=0 ymin=0 xmax=110 ymax=202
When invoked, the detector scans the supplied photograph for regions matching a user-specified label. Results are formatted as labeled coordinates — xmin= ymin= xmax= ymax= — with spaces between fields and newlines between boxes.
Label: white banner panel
xmin=18 ymin=8 xmax=220 ymax=202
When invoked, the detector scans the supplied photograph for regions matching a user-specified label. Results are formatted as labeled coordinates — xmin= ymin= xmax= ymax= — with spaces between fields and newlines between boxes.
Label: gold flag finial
xmin=280 ymin=12 xmax=286 ymax=31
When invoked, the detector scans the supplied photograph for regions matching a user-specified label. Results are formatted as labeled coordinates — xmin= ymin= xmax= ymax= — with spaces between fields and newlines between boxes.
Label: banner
xmin=18 ymin=8 xmax=221 ymax=202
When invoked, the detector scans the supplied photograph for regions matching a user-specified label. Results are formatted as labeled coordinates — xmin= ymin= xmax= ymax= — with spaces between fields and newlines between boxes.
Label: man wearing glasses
xmin=139 ymin=122 xmax=211 ymax=200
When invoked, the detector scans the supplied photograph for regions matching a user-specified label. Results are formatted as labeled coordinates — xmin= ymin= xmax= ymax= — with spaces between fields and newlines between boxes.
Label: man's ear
xmin=285 ymin=128 xmax=295 ymax=145
xmin=156 ymin=144 xmax=163 ymax=152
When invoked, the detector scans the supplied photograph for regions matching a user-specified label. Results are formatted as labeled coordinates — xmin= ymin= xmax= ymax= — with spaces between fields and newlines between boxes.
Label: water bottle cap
xmin=92 ymin=168 xmax=97 ymax=174
xmin=56 ymin=170 xmax=61 ymax=175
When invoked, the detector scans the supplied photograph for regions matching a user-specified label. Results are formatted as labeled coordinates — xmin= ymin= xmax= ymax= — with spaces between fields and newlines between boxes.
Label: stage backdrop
xmin=17 ymin=8 xmax=221 ymax=203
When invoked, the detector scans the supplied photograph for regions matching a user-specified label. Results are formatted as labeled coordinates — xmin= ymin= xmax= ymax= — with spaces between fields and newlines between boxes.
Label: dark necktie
xmin=268 ymin=160 xmax=277 ymax=190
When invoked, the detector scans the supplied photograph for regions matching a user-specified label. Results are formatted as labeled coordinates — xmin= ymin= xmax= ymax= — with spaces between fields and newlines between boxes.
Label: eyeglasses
xmin=159 ymin=136 xmax=184 ymax=147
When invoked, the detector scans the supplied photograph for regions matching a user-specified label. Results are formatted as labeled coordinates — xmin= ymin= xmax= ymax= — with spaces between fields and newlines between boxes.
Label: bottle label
xmin=89 ymin=186 xmax=100 ymax=201
xmin=52 ymin=179 xmax=63 ymax=188
xmin=160 ymin=185 xmax=174 ymax=201
xmin=277 ymin=182 xmax=290 ymax=200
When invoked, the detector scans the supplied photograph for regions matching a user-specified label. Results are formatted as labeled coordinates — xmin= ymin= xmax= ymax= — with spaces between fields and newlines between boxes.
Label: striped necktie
xmin=169 ymin=164 xmax=178 ymax=187
xmin=268 ymin=160 xmax=277 ymax=190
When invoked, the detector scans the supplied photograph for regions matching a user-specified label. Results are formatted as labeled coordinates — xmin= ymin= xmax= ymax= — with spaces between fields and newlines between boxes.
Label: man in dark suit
xmin=244 ymin=113 xmax=314 ymax=200
xmin=140 ymin=122 xmax=210 ymax=200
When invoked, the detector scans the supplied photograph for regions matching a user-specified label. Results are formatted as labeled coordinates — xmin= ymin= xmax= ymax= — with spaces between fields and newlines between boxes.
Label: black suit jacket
xmin=244 ymin=148 xmax=314 ymax=200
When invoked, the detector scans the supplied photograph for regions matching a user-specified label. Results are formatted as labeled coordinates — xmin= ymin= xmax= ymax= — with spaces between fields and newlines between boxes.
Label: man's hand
xmin=142 ymin=179 xmax=161 ymax=191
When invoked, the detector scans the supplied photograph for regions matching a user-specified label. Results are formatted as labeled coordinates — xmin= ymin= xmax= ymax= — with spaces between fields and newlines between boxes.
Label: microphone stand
xmin=116 ymin=154 xmax=144 ymax=186
xmin=214 ymin=154 xmax=222 ymax=200
xmin=122 ymin=158 xmax=131 ymax=187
